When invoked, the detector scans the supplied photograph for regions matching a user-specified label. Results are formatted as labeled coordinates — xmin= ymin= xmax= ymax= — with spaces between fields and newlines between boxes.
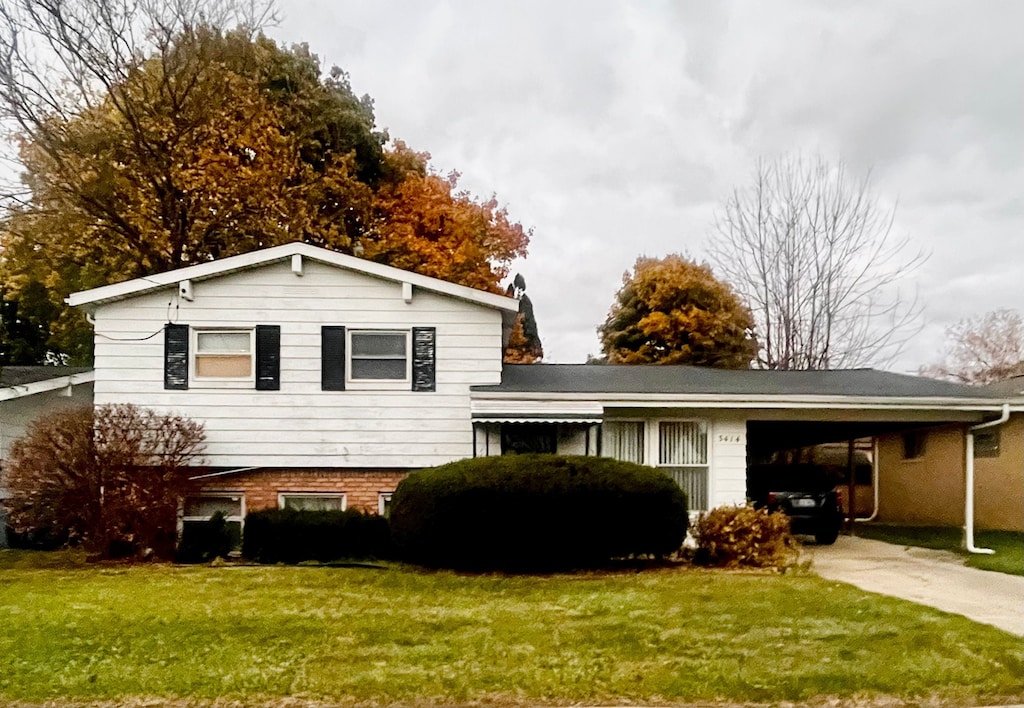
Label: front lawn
xmin=0 ymin=550 xmax=1021 ymax=706
xmin=855 ymin=524 xmax=1024 ymax=576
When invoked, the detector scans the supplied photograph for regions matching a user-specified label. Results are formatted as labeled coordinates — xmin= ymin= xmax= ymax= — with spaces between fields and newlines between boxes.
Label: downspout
xmin=854 ymin=436 xmax=880 ymax=522
xmin=964 ymin=404 xmax=1010 ymax=555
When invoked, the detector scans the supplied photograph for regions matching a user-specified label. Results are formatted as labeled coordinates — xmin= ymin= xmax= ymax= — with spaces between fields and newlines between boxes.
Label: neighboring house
xmin=0 ymin=366 xmax=95 ymax=547
xmin=875 ymin=375 xmax=1024 ymax=531
xmin=67 ymin=242 xmax=1022 ymax=537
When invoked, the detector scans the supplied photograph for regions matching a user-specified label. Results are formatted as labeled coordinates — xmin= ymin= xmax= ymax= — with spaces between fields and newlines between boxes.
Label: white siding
xmin=708 ymin=414 xmax=748 ymax=508
xmin=0 ymin=383 xmax=94 ymax=466
xmin=91 ymin=260 xmax=504 ymax=468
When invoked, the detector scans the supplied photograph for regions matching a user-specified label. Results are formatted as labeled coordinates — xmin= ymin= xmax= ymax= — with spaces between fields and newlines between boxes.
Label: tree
xmin=503 ymin=273 xmax=543 ymax=363
xmin=920 ymin=309 xmax=1024 ymax=385
xmin=707 ymin=156 xmax=924 ymax=370
xmin=4 ymin=404 xmax=205 ymax=559
xmin=598 ymin=254 xmax=756 ymax=368
xmin=0 ymin=0 xmax=529 ymax=364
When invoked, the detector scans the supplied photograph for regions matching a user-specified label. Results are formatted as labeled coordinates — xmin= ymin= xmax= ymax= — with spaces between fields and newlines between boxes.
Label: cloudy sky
xmin=268 ymin=0 xmax=1021 ymax=373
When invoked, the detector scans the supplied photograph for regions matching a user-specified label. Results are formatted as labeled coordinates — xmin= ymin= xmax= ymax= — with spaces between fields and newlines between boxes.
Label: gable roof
xmin=67 ymin=242 xmax=520 ymax=313
xmin=0 ymin=366 xmax=94 ymax=402
xmin=472 ymin=364 xmax=1017 ymax=407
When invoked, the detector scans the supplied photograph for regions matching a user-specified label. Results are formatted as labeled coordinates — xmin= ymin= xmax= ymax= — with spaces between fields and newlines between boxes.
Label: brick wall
xmin=188 ymin=468 xmax=410 ymax=513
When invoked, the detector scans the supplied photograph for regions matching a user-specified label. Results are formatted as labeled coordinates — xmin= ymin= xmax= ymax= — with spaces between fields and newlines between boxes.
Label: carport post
xmin=846 ymin=439 xmax=856 ymax=535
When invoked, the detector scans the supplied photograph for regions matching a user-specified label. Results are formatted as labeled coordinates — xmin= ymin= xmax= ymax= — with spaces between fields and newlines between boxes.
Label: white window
xmin=602 ymin=421 xmax=645 ymax=464
xmin=278 ymin=493 xmax=346 ymax=511
xmin=657 ymin=421 xmax=709 ymax=511
xmin=378 ymin=492 xmax=393 ymax=517
xmin=349 ymin=330 xmax=409 ymax=382
xmin=181 ymin=493 xmax=245 ymax=547
xmin=193 ymin=329 xmax=254 ymax=380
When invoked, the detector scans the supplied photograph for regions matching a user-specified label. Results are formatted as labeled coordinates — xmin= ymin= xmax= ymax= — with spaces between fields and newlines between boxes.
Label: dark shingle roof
xmin=472 ymin=364 xmax=1007 ymax=399
xmin=984 ymin=375 xmax=1024 ymax=396
xmin=0 ymin=366 xmax=92 ymax=388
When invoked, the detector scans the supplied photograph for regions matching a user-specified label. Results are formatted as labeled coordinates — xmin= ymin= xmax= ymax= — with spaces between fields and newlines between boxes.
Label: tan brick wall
xmin=188 ymin=468 xmax=409 ymax=514
xmin=876 ymin=417 xmax=1024 ymax=532
xmin=974 ymin=414 xmax=1024 ymax=531
xmin=877 ymin=424 xmax=966 ymax=527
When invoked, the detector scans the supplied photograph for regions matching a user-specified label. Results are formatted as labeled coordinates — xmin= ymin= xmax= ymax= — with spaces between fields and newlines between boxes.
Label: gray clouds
xmin=270 ymin=0 xmax=1023 ymax=371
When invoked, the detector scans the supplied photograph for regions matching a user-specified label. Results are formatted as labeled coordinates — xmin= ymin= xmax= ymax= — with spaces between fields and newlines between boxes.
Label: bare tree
xmin=920 ymin=308 xmax=1024 ymax=385
xmin=707 ymin=156 xmax=925 ymax=370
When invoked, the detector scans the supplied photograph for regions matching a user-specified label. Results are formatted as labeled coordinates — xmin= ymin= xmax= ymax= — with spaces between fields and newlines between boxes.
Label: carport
xmin=471 ymin=364 xmax=1020 ymax=548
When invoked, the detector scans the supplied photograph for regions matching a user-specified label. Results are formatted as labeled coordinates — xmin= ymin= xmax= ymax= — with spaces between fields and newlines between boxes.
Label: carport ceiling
xmin=747 ymin=420 xmax=941 ymax=454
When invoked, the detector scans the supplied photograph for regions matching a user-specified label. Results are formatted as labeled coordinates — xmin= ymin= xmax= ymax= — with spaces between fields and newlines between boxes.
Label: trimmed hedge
xmin=176 ymin=511 xmax=236 ymax=563
xmin=389 ymin=454 xmax=688 ymax=571
xmin=241 ymin=508 xmax=390 ymax=564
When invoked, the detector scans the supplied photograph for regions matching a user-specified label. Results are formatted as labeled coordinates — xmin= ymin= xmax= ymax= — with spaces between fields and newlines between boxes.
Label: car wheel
xmin=815 ymin=524 xmax=840 ymax=545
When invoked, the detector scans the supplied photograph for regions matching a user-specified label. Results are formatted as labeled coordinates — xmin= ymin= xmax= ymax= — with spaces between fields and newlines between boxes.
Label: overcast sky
xmin=268 ymin=0 xmax=1022 ymax=373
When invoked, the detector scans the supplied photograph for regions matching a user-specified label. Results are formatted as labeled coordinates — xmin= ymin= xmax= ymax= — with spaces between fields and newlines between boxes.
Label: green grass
xmin=856 ymin=524 xmax=1024 ymax=576
xmin=0 ymin=550 xmax=1021 ymax=706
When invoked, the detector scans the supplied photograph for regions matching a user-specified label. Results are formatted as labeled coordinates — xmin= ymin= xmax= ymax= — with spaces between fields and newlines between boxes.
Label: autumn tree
xmin=920 ymin=309 xmax=1024 ymax=385
xmin=4 ymin=404 xmax=205 ymax=559
xmin=0 ymin=0 xmax=529 ymax=363
xmin=598 ymin=254 xmax=755 ymax=368
xmin=707 ymin=156 xmax=924 ymax=370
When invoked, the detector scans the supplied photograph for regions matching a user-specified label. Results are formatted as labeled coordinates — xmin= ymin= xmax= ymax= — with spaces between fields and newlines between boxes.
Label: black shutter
xmin=164 ymin=324 xmax=189 ymax=390
xmin=322 ymin=326 xmax=346 ymax=391
xmin=255 ymin=325 xmax=281 ymax=391
xmin=412 ymin=327 xmax=436 ymax=392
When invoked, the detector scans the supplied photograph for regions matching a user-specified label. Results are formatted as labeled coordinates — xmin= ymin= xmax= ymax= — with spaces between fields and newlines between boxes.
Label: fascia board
xmin=0 ymin=371 xmax=96 ymax=402
xmin=67 ymin=242 xmax=519 ymax=313
xmin=468 ymin=390 xmax=1021 ymax=412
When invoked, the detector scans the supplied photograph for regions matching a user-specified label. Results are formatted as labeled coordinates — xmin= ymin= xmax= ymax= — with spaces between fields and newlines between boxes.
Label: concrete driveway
xmin=806 ymin=535 xmax=1024 ymax=636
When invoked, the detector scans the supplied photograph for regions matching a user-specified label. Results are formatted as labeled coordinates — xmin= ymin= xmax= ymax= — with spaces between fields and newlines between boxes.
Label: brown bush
xmin=4 ymin=403 xmax=205 ymax=559
xmin=691 ymin=504 xmax=798 ymax=569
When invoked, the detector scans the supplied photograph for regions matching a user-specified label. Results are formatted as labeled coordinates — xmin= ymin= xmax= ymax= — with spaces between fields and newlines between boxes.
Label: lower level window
xmin=181 ymin=494 xmax=244 ymax=549
xmin=279 ymin=493 xmax=346 ymax=511
xmin=378 ymin=492 xmax=393 ymax=518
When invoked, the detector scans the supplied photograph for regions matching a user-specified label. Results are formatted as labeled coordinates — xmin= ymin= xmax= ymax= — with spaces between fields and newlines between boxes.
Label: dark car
xmin=747 ymin=464 xmax=843 ymax=545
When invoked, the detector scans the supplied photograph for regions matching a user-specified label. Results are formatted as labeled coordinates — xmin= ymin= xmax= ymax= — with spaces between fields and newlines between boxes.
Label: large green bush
xmin=241 ymin=508 xmax=390 ymax=564
xmin=389 ymin=454 xmax=688 ymax=571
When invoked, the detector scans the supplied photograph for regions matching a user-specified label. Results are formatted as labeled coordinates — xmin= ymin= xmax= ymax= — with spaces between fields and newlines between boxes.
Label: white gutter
xmin=964 ymin=404 xmax=1010 ymax=555
xmin=854 ymin=437 xmax=880 ymax=523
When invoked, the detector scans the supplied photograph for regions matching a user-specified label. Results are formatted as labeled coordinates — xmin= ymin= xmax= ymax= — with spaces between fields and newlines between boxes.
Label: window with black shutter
xmin=164 ymin=323 xmax=189 ymax=390
xmin=411 ymin=327 xmax=436 ymax=392
xmin=255 ymin=325 xmax=281 ymax=390
xmin=322 ymin=326 xmax=347 ymax=390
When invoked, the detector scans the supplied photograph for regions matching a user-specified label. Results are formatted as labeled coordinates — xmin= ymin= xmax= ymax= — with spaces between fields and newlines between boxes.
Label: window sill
xmin=343 ymin=380 xmax=411 ymax=392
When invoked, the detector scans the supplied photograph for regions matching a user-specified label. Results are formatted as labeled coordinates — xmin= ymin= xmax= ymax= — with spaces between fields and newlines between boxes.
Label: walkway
xmin=806 ymin=534 xmax=1024 ymax=636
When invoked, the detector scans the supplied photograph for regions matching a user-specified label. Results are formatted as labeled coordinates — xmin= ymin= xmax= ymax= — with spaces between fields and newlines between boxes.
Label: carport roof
xmin=472 ymin=364 xmax=1012 ymax=400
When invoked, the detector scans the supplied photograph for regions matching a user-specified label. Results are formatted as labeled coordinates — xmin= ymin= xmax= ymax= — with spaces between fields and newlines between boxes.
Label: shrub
xmin=691 ymin=504 xmax=798 ymax=569
xmin=389 ymin=454 xmax=688 ymax=571
xmin=241 ymin=508 xmax=390 ymax=564
xmin=176 ymin=511 xmax=235 ymax=563
xmin=4 ymin=404 xmax=205 ymax=560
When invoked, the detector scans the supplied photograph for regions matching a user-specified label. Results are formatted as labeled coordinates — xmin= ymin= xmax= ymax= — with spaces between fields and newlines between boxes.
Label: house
xmin=874 ymin=375 xmax=1024 ymax=532
xmin=0 ymin=366 xmax=95 ymax=547
xmin=66 ymin=242 xmax=1022 ymax=539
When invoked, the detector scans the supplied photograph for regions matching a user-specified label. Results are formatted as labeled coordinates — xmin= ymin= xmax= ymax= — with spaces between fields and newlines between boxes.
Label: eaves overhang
xmin=468 ymin=389 xmax=1023 ymax=413
xmin=67 ymin=242 xmax=520 ymax=314
xmin=0 ymin=370 xmax=96 ymax=402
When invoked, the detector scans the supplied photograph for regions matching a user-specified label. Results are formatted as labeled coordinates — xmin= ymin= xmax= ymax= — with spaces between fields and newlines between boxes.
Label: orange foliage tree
xmin=0 ymin=5 xmax=529 ymax=362
xmin=598 ymin=255 xmax=755 ymax=368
